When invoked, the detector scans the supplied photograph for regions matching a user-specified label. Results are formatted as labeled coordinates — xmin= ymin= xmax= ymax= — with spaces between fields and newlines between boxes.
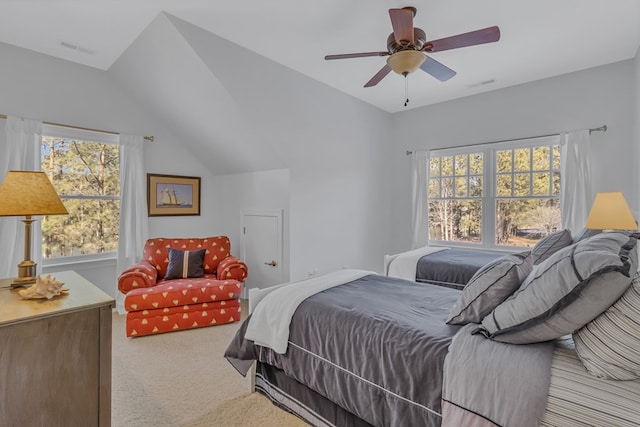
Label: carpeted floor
xmin=111 ymin=305 xmax=306 ymax=426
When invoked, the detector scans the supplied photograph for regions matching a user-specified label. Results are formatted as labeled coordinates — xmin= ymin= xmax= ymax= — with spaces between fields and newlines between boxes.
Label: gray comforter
xmin=226 ymin=275 xmax=461 ymax=426
xmin=225 ymin=274 xmax=555 ymax=426
xmin=441 ymin=324 xmax=555 ymax=427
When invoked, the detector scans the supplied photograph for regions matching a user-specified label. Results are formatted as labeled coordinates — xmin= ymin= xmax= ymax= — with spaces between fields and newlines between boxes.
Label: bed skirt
xmin=255 ymin=362 xmax=373 ymax=427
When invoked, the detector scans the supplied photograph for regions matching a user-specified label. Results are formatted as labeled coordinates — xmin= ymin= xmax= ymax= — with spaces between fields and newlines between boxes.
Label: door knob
xmin=264 ymin=260 xmax=277 ymax=267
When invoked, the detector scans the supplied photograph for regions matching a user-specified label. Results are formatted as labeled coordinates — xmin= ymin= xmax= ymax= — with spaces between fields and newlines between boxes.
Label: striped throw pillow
xmin=164 ymin=248 xmax=206 ymax=280
xmin=573 ymin=274 xmax=640 ymax=380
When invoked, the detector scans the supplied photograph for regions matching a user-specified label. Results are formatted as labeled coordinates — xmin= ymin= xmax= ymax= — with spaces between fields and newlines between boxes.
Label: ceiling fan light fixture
xmin=386 ymin=50 xmax=425 ymax=75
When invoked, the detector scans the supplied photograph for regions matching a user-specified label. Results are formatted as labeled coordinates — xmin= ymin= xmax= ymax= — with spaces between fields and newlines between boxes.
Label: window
xmin=428 ymin=135 xmax=561 ymax=248
xmin=40 ymin=126 xmax=120 ymax=259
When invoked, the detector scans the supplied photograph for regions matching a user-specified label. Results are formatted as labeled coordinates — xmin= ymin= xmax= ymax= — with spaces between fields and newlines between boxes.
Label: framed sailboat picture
xmin=147 ymin=173 xmax=201 ymax=217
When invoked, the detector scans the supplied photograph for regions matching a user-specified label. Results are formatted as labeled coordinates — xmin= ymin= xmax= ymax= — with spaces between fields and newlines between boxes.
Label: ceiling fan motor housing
xmin=387 ymin=28 xmax=427 ymax=53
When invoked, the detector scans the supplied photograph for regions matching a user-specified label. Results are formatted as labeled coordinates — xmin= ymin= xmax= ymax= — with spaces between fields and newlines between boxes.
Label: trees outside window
xmin=428 ymin=135 xmax=561 ymax=248
xmin=41 ymin=132 xmax=120 ymax=259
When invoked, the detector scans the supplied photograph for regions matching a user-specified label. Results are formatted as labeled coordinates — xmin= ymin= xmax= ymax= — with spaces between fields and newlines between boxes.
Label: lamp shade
xmin=0 ymin=171 xmax=68 ymax=216
xmin=585 ymin=192 xmax=637 ymax=230
xmin=386 ymin=50 xmax=426 ymax=75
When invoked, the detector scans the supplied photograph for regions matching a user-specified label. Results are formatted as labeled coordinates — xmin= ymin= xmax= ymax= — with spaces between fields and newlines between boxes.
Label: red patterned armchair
xmin=118 ymin=236 xmax=247 ymax=337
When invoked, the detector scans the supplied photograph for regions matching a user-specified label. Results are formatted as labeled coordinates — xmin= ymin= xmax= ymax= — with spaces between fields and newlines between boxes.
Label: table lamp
xmin=585 ymin=192 xmax=637 ymax=231
xmin=0 ymin=170 xmax=68 ymax=287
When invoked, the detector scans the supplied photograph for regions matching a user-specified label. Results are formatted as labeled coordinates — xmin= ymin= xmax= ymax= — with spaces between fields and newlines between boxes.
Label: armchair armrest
xmin=118 ymin=261 xmax=158 ymax=294
xmin=217 ymin=256 xmax=248 ymax=282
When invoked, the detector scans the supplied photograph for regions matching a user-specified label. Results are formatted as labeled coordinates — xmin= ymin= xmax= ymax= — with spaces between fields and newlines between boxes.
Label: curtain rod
xmin=0 ymin=114 xmax=154 ymax=142
xmin=406 ymin=125 xmax=607 ymax=155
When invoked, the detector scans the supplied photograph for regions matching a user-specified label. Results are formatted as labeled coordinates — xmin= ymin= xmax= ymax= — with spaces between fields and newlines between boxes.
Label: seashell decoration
xmin=18 ymin=274 xmax=68 ymax=300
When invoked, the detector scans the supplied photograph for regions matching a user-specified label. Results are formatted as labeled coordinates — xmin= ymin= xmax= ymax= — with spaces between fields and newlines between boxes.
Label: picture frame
xmin=147 ymin=173 xmax=201 ymax=217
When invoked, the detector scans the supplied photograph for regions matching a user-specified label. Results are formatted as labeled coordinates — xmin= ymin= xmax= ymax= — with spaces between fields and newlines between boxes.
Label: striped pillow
xmin=573 ymin=274 xmax=640 ymax=380
xmin=164 ymin=248 xmax=206 ymax=280
xmin=446 ymin=251 xmax=532 ymax=325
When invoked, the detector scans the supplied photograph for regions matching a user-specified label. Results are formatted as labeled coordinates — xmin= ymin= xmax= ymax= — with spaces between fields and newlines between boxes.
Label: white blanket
xmin=245 ymin=269 xmax=375 ymax=354
xmin=384 ymin=246 xmax=449 ymax=281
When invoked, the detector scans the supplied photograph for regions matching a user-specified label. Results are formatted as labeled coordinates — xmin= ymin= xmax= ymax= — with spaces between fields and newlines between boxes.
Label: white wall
xmin=2 ymin=34 xmax=639 ymax=295
xmin=634 ymin=47 xmax=640 ymax=213
xmin=387 ymin=59 xmax=637 ymax=253
xmin=0 ymin=41 xmax=226 ymax=296
xmin=109 ymin=15 xmax=395 ymax=280
xmin=211 ymin=169 xmax=290 ymax=280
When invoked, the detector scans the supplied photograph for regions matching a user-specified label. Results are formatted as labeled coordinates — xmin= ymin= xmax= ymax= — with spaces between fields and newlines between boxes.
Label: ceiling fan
xmin=325 ymin=6 xmax=500 ymax=91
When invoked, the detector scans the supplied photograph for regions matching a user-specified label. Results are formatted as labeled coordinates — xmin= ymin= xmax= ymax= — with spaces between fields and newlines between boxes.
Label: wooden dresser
xmin=0 ymin=270 xmax=114 ymax=426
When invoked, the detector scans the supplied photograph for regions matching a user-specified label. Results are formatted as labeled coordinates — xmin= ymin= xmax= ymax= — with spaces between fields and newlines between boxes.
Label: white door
xmin=240 ymin=210 xmax=283 ymax=295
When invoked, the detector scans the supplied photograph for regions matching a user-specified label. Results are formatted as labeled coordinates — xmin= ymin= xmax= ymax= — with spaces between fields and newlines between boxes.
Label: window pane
xmin=533 ymin=172 xmax=550 ymax=196
xmin=469 ymin=176 xmax=483 ymax=197
xmin=514 ymin=173 xmax=530 ymax=196
xmin=496 ymin=150 xmax=512 ymax=173
xmin=455 ymin=177 xmax=467 ymax=197
xmin=469 ymin=153 xmax=483 ymax=174
xmin=428 ymin=178 xmax=440 ymax=198
xmin=496 ymin=174 xmax=512 ymax=196
xmin=42 ymin=199 xmax=120 ymax=258
xmin=552 ymin=172 xmax=561 ymax=195
xmin=41 ymin=135 xmax=120 ymax=259
xmin=42 ymin=138 xmax=120 ymax=196
xmin=533 ymin=146 xmax=550 ymax=171
xmin=514 ymin=148 xmax=530 ymax=172
xmin=552 ymin=145 xmax=561 ymax=170
xmin=455 ymin=155 xmax=467 ymax=176
xmin=429 ymin=199 xmax=482 ymax=243
xmin=496 ymin=198 xmax=560 ymax=247
xmin=441 ymin=177 xmax=454 ymax=197
xmin=430 ymin=158 xmax=441 ymax=177
xmin=441 ymin=156 xmax=454 ymax=176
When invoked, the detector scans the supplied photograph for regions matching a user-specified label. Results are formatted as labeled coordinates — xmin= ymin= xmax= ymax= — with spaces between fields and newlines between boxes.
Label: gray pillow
xmin=446 ymin=251 xmax=532 ymax=325
xmin=476 ymin=232 xmax=638 ymax=344
xmin=573 ymin=273 xmax=640 ymax=380
xmin=531 ymin=229 xmax=573 ymax=264
xmin=164 ymin=248 xmax=206 ymax=279
xmin=572 ymin=228 xmax=601 ymax=244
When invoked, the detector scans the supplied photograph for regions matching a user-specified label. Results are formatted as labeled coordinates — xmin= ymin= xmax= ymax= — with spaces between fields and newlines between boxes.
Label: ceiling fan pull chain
xmin=404 ymin=73 xmax=410 ymax=107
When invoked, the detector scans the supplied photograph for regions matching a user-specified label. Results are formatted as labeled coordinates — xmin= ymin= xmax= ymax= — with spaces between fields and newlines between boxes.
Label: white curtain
xmin=410 ymin=150 xmax=430 ymax=249
xmin=0 ymin=117 xmax=43 ymax=279
xmin=560 ymin=129 xmax=592 ymax=234
xmin=116 ymin=135 xmax=148 ymax=313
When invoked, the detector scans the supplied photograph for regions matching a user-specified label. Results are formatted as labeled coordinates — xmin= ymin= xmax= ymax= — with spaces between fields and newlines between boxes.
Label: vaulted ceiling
xmin=1 ymin=1 xmax=639 ymax=113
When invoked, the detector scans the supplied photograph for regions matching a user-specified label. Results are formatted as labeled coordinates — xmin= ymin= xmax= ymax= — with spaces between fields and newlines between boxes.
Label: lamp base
xmin=12 ymin=260 xmax=37 ymax=288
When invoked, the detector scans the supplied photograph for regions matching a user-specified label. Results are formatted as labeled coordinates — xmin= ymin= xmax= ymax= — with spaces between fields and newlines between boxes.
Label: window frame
xmin=40 ymin=124 xmax=120 ymax=265
xmin=428 ymin=134 xmax=561 ymax=250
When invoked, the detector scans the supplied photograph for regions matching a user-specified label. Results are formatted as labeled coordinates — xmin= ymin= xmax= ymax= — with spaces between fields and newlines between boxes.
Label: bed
xmin=225 ymin=231 xmax=640 ymax=427
xmin=384 ymin=246 xmax=506 ymax=288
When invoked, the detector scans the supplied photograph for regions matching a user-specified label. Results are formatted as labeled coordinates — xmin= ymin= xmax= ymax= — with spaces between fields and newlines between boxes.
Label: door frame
xmin=240 ymin=209 xmax=284 ymax=292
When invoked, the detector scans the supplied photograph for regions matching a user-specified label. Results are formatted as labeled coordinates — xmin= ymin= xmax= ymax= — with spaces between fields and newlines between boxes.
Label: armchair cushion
xmin=164 ymin=248 xmax=206 ymax=280
xmin=124 ymin=278 xmax=242 ymax=312
xmin=142 ymin=236 xmax=233 ymax=278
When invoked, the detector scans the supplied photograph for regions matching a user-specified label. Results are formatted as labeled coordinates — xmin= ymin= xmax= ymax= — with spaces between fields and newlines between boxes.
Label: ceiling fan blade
xmin=325 ymin=51 xmax=390 ymax=60
xmin=364 ymin=65 xmax=392 ymax=88
xmin=420 ymin=56 xmax=457 ymax=82
xmin=425 ymin=26 xmax=500 ymax=52
xmin=389 ymin=8 xmax=415 ymax=44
